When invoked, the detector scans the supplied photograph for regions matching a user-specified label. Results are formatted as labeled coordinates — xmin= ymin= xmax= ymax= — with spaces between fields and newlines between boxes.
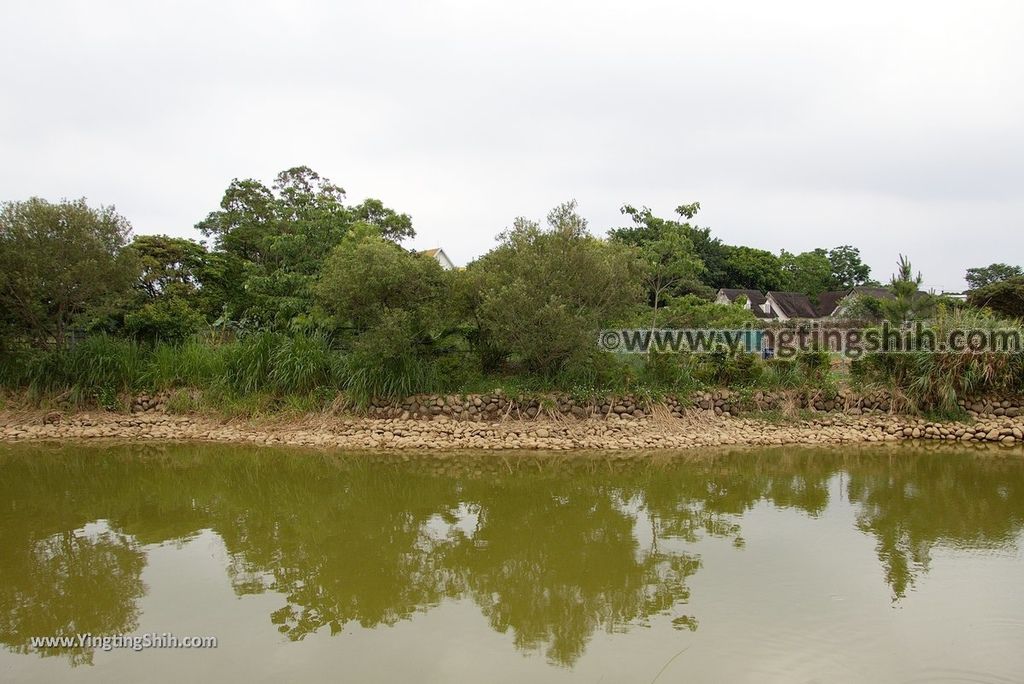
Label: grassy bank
xmin=0 ymin=332 xmax=829 ymax=416
xmin=2 ymin=315 xmax=1022 ymax=418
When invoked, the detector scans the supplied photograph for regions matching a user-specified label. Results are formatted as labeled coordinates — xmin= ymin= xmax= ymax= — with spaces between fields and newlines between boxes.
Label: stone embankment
xmin=2 ymin=410 xmax=1022 ymax=451
xmin=127 ymin=389 xmax=1024 ymax=422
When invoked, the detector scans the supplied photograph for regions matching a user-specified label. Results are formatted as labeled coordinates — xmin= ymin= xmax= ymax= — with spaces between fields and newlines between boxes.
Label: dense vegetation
xmin=1 ymin=167 xmax=1022 ymax=413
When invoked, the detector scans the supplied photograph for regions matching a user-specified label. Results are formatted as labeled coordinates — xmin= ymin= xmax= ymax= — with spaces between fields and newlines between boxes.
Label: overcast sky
xmin=2 ymin=1 xmax=1022 ymax=291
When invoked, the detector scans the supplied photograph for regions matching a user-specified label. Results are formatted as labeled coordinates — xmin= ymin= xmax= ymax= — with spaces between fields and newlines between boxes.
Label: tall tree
xmin=129 ymin=234 xmax=207 ymax=299
xmin=468 ymin=201 xmax=643 ymax=375
xmin=196 ymin=166 xmax=414 ymax=329
xmin=722 ymin=246 xmax=787 ymax=292
xmin=967 ymin=276 xmax=1024 ymax=318
xmin=609 ymin=202 xmax=730 ymax=294
xmin=315 ymin=230 xmax=446 ymax=333
xmin=882 ymin=254 xmax=932 ymax=322
xmin=120 ymin=235 xmax=211 ymax=341
xmin=610 ymin=205 xmax=703 ymax=326
xmin=827 ymin=245 xmax=872 ymax=288
xmin=0 ymin=198 xmax=135 ymax=348
xmin=965 ymin=263 xmax=1023 ymax=290
xmin=780 ymin=248 xmax=834 ymax=296
xmin=316 ymin=230 xmax=452 ymax=399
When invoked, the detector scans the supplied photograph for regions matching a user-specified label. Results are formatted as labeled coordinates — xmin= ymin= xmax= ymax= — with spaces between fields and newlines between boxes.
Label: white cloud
xmin=2 ymin=0 xmax=1021 ymax=290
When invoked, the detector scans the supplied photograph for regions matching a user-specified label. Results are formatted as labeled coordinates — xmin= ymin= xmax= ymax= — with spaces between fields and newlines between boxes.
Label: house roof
xmin=816 ymin=286 xmax=895 ymax=317
xmin=815 ymin=289 xmax=852 ymax=317
xmin=419 ymin=247 xmax=456 ymax=269
xmin=767 ymin=291 xmax=818 ymax=319
xmin=850 ymin=286 xmax=894 ymax=300
xmin=718 ymin=288 xmax=767 ymax=308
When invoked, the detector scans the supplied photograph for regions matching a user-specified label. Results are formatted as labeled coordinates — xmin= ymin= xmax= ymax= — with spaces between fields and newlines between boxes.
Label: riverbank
xmin=2 ymin=410 xmax=1023 ymax=451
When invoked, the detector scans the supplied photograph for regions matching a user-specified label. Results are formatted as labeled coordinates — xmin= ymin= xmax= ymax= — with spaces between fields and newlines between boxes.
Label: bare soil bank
xmin=2 ymin=410 xmax=1023 ymax=452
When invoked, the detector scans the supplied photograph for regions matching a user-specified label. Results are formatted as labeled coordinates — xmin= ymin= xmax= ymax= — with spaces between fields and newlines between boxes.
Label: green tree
xmin=468 ymin=201 xmax=643 ymax=376
xmin=316 ymin=231 xmax=453 ymax=399
xmin=967 ymin=276 xmax=1024 ymax=319
xmin=660 ymin=294 xmax=758 ymax=328
xmin=197 ymin=166 xmax=414 ymax=329
xmin=965 ymin=263 xmax=1023 ymax=291
xmin=683 ymin=224 xmax=731 ymax=290
xmin=609 ymin=202 xmax=729 ymax=294
xmin=780 ymin=248 xmax=834 ymax=296
xmin=123 ymin=298 xmax=207 ymax=343
xmin=610 ymin=205 xmax=703 ymax=328
xmin=315 ymin=230 xmax=447 ymax=333
xmin=129 ymin=234 xmax=207 ymax=299
xmin=0 ymin=198 xmax=135 ymax=348
xmin=881 ymin=255 xmax=933 ymax=322
xmin=722 ymin=246 xmax=787 ymax=292
xmin=827 ymin=245 xmax=873 ymax=288
xmin=840 ymin=294 xmax=886 ymax=322
xmin=116 ymin=235 xmax=210 ymax=341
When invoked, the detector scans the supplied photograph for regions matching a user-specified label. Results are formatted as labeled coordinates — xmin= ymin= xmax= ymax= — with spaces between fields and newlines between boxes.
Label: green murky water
xmin=1 ymin=443 xmax=1022 ymax=683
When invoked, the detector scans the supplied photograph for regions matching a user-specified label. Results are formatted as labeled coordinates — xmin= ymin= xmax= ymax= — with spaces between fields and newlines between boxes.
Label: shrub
xmin=854 ymin=308 xmax=1024 ymax=410
xmin=466 ymin=201 xmax=644 ymax=376
xmin=797 ymin=351 xmax=831 ymax=382
xmin=764 ymin=358 xmax=799 ymax=386
xmin=638 ymin=353 xmax=700 ymax=395
xmin=124 ymin=298 xmax=206 ymax=343
xmin=698 ymin=351 xmax=762 ymax=386
xmin=340 ymin=310 xmax=438 ymax=404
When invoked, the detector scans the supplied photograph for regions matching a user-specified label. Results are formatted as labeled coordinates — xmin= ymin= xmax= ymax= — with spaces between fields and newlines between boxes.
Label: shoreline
xmin=2 ymin=410 xmax=1023 ymax=452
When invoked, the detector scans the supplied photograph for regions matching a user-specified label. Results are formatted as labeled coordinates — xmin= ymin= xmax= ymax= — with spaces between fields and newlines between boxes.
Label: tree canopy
xmin=468 ymin=201 xmax=644 ymax=376
xmin=609 ymin=205 xmax=704 ymax=323
xmin=965 ymin=263 xmax=1023 ymax=291
xmin=0 ymin=198 xmax=135 ymax=347
xmin=197 ymin=166 xmax=414 ymax=329
xmin=967 ymin=276 xmax=1024 ymax=319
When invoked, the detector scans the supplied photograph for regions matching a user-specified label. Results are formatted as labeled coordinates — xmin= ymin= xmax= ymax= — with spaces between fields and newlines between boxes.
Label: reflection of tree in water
xmin=449 ymin=478 xmax=700 ymax=666
xmin=209 ymin=460 xmax=466 ymax=639
xmin=0 ymin=450 xmax=149 ymax=666
xmin=846 ymin=454 xmax=1024 ymax=600
xmin=634 ymin=451 xmax=839 ymax=549
xmin=2 ymin=444 xmax=1024 ymax=667
xmin=201 ymin=457 xmax=705 ymax=665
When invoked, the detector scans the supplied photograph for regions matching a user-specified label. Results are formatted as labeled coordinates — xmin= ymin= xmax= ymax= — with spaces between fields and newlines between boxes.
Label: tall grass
xmin=1 ymin=336 xmax=149 ymax=407
xmin=342 ymin=351 xmax=437 ymax=405
xmin=269 ymin=333 xmax=339 ymax=394
xmin=4 ymin=307 xmax=1022 ymax=413
xmin=0 ymin=333 xmax=346 ymax=409
xmin=225 ymin=332 xmax=283 ymax=394
xmin=853 ymin=308 xmax=1024 ymax=410
xmin=148 ymin=338 xmax=230 ymax=389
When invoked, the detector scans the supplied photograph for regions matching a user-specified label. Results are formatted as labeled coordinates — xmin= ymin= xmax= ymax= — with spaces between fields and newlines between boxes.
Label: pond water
xmin=1 ymin=443 xmax=1022 ymax=683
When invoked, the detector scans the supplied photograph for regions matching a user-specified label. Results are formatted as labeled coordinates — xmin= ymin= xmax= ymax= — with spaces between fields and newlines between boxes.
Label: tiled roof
xmin=718 ymin=289 xmax=768 ymax=308
xmin=767 ymin=291 xmax=818 ymax=319
xmin=815 ymin=289 xmax=852 ymax=317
